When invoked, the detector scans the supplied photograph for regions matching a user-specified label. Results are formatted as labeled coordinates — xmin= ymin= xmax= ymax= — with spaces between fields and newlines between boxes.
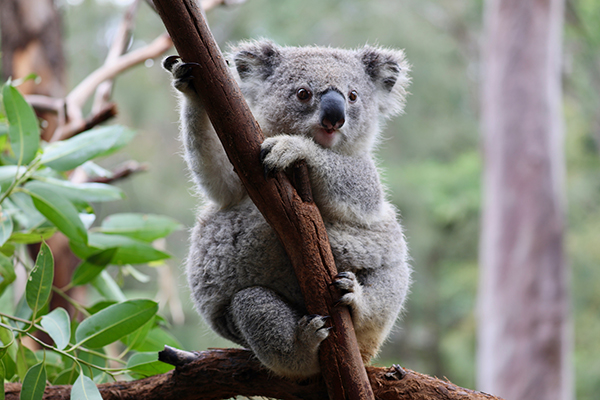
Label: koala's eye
xmin=296 ymin=88 xmax=312 ymax=102
xmin=348 ymin=90 xmax=358 ymax=103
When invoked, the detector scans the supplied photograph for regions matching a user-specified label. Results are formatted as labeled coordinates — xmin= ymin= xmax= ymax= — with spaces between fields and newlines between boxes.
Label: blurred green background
xmin=60 ymin=0 xmax=599 ymax=396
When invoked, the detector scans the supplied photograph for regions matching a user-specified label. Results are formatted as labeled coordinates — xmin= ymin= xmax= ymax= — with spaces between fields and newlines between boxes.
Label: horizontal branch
xmin=3 ymin=348 xmax=504 ymax=400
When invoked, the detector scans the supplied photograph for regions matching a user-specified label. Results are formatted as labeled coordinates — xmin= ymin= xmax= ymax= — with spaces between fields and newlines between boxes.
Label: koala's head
xmin=230 ymin=40 xmax=410 ymax=155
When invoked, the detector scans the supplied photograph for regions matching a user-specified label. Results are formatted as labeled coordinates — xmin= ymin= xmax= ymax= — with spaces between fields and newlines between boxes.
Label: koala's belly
xmin=186 ymin=198 xmax=405 ymax=321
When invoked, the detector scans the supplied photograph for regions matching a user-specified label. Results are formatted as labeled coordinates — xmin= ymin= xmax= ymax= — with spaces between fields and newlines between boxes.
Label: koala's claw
xmin=298 ymin=314 xmax=330 ymax=344
xmin=163 ymin=56 xmax=200 ymax=93
xmin=332 ymin=271 xmax=361 ymax=307
xmin=259 ymin=147 xmax=274 ymax=178
xmin=260 ymin=136 xmax=308 ymax=174
xmin=162 ymin=55 xmax=181 ymax=72
xmin=333 ymin=271 xmax=357 ymax=292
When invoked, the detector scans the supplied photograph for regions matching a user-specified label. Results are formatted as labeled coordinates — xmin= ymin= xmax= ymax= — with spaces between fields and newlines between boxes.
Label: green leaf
xmin=126 ymin=352 xmax=174 ymax=376
xmin=0 ymin=165 xmax=26 ymax=193
xmin=25 ymin=181 xmax=88 ymax=244
xmin=20 ymin=361 xmax=46 ymax=400
xmin=6 ymin=193 xmax=45 ymax=230
xmin=74 ymin=299 xmax=158 ymax=349
xmin=85 ymin=300 xmax=117 ymax=315
xmin=26 ymin=242 xmax=54 ymax=313
xmin=0 ymin=360 xmax=4 ymax=400
xmin=0 ymin=213 xmax=13 ymax=247
xmin=97 ymin=213 xmax=182 ymax=242
xmin=2 ymin=83 xmax=39 ymax=165
xmin=40 ymin=308 xmax=71 ymax=350
xmin=0 ymin=252 xmax=16 ymax=297
xmin=7 ymin=228 xmax=57 ymax=244
xmin=72 ymin=233 xmax=169 ymax=265
xmin=41 ymin=125 xmax=135 ymax=172
xmin=31 ymin=176 xmax=124 ymax=203
xmin=71 ymin=372 xmax=102 ymax=400
xmin=90 ymin=271 xmax=126 ymax=303
xmin=52 ymin=366 xmax=78 ymax=385
xmin=130 ymin=327 xmax=182 ymax=353
xmin=71 ymin=248 xmax=117 ymax=287
xmin=120 ymin=317 xmax=153 ymax=351
xmin=0 ymin=325 xmax=14 ymax=360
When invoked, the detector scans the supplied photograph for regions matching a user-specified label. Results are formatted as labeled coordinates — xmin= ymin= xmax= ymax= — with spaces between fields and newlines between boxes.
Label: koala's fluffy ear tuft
xmin=232 ymin=40 xmax=282 ymax=82
xmin=359 ymin=46 xmax=411 ymax=117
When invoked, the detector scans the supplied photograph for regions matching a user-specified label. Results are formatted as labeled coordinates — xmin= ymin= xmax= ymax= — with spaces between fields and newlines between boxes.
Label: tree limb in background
xmin=3 ymin=348 xmax=503 ymax=400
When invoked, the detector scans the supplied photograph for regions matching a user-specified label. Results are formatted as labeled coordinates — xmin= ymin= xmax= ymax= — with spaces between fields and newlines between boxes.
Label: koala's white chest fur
xmin=164 ymin=40 xmax=411 ymax=379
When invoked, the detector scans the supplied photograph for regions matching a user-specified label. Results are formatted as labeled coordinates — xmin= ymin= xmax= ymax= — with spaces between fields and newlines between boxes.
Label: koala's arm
xmin=165 ymin=58 xmax=246 ymax=208
xmin=262 ymin=135 xmax=385 ymax=223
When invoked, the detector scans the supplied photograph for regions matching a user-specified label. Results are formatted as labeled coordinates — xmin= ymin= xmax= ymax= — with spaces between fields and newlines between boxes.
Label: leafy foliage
xmin=0 ymin=80 xmax=182 ymax=399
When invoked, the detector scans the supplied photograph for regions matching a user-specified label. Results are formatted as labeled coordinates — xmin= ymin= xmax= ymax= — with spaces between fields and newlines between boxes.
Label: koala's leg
xmin=163 ymin=56 xmax=246 ymax=208
xmin=230 ymin=286 xmax=329 ymax=379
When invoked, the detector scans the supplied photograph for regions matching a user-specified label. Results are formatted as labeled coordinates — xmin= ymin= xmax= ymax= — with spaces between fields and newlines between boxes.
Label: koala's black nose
xmin=320 ymin=90 xmax=345 ymax=130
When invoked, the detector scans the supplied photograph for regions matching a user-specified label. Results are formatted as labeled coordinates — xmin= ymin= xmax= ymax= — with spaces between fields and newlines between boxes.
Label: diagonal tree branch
xmin=152 ymin=0 xmax=373 ymax=399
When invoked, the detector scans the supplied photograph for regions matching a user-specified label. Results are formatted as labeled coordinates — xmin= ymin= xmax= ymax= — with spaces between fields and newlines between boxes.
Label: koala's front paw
xmin=260 ymin=135 xmax=310 ymax=176
xmin=296 ymin=314 xmax=330 ymax=350
xmin=162 ymin=55 xmax=199 ymax=95
xmin=333 ymin=271 xmax=364 ymax=309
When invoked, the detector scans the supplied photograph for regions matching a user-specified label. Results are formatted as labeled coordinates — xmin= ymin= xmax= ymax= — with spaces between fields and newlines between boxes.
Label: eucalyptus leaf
xmin=71 ymin=248 xmax=117 ymax=287
xmin=97 ymin=213 xmax=182 ymax=242
xmin=6 ymin=193 xmax=45 ymax=230
xmin=73 ymin=232 xmax=169 ymax=265
xmin=25 ymin=181 xmax=88 ymax=244
xmin=126 ymin=351 xmax=174 ymax=376
xmin=20 ymin=361 xmax=45 ymax=400
xmin=91 ymin=271 xmax=126 ymax=302
xmin=8 ymin=227 xmax=57 ymax=244
xmin=2 ymin=83 xmax=39 ymax=165
xmin=0 ymin=361 xmax=4 ymax=400
xmin=26 ymin=242 xmax=54 ymax=313
xmin=0 ymin=165 xmax=26 ymax=193
xmin=52 ymin=366 xmax=78 ymax=385
xmin=40 ymin=308 xmax=71 ymax=350
xmin=71 ymin=372 xmax=103 ymax=400
xmin=41 ymin=125 xmax=135 ymax=172
xmin=120 ymin=317 xmax=153 ymax=351
xmin=131 ymin=327 xmax=182 ymax=353
xmin=0 ymin=252 xmax=16 ymax=297
xmin=31 ymin=176 xmax=124 ymax=203
xmin=0 ymin=325 xmax=14 ymax=360
xmin=74 ymin=299 xmax=158 ymax=349
xmin=0 ymin=214 xmax=13 ymax=247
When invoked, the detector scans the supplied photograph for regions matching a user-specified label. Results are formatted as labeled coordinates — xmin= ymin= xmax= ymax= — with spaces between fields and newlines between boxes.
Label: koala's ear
xmin=232 ymin=40 xmax=281 ymax=82
xmin=359 ymin=46 xmax=411 ymax=117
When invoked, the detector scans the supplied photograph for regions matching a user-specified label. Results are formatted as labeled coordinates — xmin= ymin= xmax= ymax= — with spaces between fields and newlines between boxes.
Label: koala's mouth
xmin=313 ymin=127 xmax=340 ymax=148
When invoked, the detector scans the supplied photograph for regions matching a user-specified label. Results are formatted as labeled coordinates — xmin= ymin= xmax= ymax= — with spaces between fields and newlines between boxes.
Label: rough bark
xmin=4 ymin=348 xmax=504 ymax=400
xmin=478 ymin=1 xmax=572 ymax=399
xmin=152 ymin=1 xmax=373 ymax=399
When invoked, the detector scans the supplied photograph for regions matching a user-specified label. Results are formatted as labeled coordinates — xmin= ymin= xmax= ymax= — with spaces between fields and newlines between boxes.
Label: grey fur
xmin=163 ymin=40 xmax=411 ymax=379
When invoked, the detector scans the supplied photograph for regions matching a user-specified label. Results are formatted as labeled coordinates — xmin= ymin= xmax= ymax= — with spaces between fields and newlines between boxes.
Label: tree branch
xmin=3 ymin=348 xmax=504 ymax=400
xmin=53 ymin=32 xmax=173 ymax=141
xmin=152 ymin=1 xmax=373 ymax=399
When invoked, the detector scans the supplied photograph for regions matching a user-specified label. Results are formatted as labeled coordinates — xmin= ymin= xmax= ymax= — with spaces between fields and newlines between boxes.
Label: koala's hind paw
xmin=333 ymin=271 xmax=363 ymax=308
xmin=162 ymin=56 xmax=199 ymax=94
xmin=261 ymin=136 xmax=310 ymax=175
xmin=297 ymin=314 xmax=330 ymax=348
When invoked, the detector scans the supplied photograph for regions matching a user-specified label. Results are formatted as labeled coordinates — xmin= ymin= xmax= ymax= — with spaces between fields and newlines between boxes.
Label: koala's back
xmin=186 ymin=197 xmax=408 ymax=353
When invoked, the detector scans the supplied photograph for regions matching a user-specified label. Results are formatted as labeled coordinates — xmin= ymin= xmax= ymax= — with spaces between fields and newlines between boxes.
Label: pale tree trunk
xmin=478 ymin=1 xmax=572 ymax=400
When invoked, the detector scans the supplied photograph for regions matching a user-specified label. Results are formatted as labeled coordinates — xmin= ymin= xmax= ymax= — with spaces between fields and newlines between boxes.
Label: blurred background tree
xmin=2 ymin=0 xmax=598 ymax=398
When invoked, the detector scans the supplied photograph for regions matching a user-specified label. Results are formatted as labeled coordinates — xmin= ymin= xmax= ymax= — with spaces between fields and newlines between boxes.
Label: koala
xmin=163 ymin=40 xmax=411 ymax=379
